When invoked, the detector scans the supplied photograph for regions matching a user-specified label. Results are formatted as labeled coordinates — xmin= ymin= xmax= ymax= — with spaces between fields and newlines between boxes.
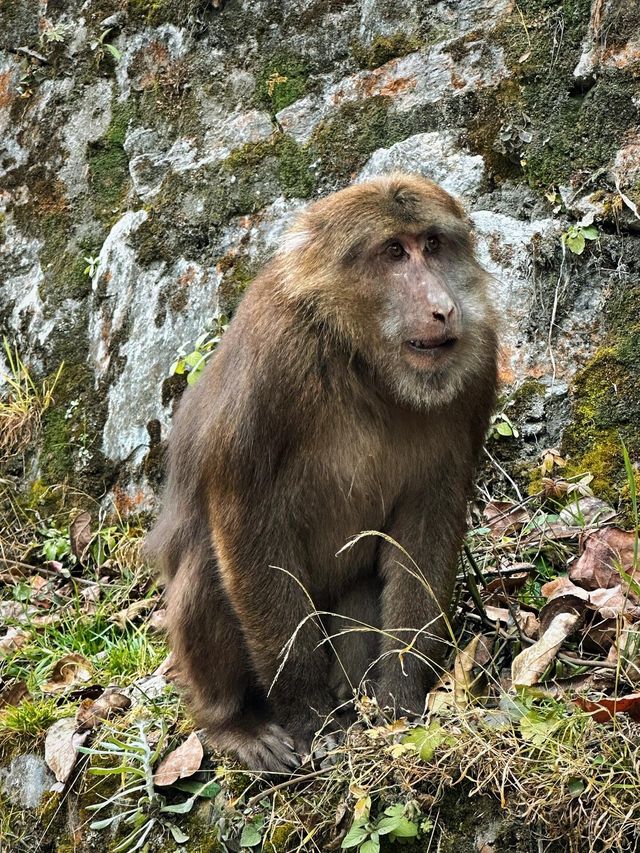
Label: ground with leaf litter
xmin=1 ymin=454 xmax=640 ymax=853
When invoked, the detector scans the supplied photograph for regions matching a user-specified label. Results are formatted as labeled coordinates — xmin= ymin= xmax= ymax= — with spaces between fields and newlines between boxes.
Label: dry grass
xmin=0 ymin=338 xmax=62 ymax=463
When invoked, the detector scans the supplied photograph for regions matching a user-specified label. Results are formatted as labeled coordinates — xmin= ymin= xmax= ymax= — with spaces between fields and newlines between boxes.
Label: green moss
xmin=226 ymin=134 xmax=316 ymax=199
xmin=310 ymin=96 xmax=405 ymax=184
xmin=523 ymin=71 xmax=637 ymax=190
xmin=256 ymin=54 xmax=309 ymax=114
xmin=218 ymin=259 xmax=255 ymax=314
xmin=351 ymin=32 xmax=422 ymax=70
xmin=262 ymin=822 xmax=295 ymax=852
xmin=562 ymin=331 xmax=640 ymax=502
xmin=88 ymin=102 xmax=133 ymax=220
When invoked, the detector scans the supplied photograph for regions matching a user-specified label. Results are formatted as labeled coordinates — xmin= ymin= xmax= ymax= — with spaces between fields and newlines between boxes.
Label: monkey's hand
xmin=225 ymin=721 xmax=300 ymax=775
xmin=278 ymin=691 xmax=339 ymax=760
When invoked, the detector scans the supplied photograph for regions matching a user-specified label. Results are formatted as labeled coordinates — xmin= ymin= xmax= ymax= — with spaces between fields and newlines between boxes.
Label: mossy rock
xmin=256 ymin=54 xmax=310 ymax=115
xmin=351 ymin=32 xmax=422 ymax=70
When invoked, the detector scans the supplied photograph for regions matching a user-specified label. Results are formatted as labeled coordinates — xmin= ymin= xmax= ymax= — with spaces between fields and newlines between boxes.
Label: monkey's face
xmin=362 ymin=223 xmax=495 ymax=410
xmin=279 ymin=175 xmax=497 ymax=411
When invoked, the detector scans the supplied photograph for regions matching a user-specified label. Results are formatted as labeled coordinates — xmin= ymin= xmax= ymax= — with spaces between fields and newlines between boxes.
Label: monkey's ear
xmin=279 ymin=228 xmax=313 ymax=255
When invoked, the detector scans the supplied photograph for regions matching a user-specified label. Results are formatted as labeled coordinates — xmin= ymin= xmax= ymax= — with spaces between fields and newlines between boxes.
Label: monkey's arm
xmin=210 ymin=495 xmax=336 ymax=749
xmin=377 ymin=452 xmax=471 ymax=712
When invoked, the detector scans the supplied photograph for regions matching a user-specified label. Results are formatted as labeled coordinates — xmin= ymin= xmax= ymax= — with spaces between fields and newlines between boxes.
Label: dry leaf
xmin=516 ymin=610 xmax=540 ymax=639
xmin=483 ymin=501 xmax=530 ymax=536
xmin=0 ymin=679 xmax=30 ymax=708
xmin=541 ymin=577 xmax=589 ymax=601
xmin=453 ymin=635 xmax=483 ymax=707
xmin=484 ymin=605 xmax=511 ymax=624
xmin=570 ymin=527 xmax=638 ymax=591
xmin=154 ymin=731 xmax=204 ymax=786
xmin=149 ymin=608 xmax=166 ymax=631
xmin=109 ymin=597 xmax=158 ymax=629
xmin=511 ymin=612 xmax=580 ymax=687
xmin=574 ymin=692 xmax=640 ymax=723
xmin=44 ymin=717 xmax=89 ymax=783
xmin=70 ymin=511 xmax=92 ymax=562
xmin=558 ymin=497 xmax=616 ymax=528
xmin=76 ymin=689 xmax=131 ymax=731
xmin=0 ymin=627 xmax=31 ymax=654
xmin=42 ymin=653 xmax=93 ymax=693
xmin=486 ymin=571 xmax=530 ymax=594
xmin=589 ymin=585 xmax=640 ymax=620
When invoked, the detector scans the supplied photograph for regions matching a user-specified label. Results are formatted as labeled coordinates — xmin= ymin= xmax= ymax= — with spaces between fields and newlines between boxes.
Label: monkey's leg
xmin=328 ymin=576 xmax=382 ymax=703
xmin=377 ymin=489 xmax=467 ymax=714
xmin=166 ymin=547 xmax=299 ymax=773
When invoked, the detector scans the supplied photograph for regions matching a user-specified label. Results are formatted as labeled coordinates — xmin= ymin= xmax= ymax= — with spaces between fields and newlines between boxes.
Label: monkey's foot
xmin=211 ymin=721 xmax=300 ymax=775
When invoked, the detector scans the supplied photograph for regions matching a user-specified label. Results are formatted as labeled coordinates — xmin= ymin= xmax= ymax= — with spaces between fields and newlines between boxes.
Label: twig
xmin=0 ymin=558 xmax=97 ymax=587
xmin=246 ymin=768 xmax=329 ymax=809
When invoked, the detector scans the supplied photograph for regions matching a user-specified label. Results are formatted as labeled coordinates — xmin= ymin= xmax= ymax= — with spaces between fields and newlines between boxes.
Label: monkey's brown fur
xmin=147 ymin=174 xmax=498 ymax=773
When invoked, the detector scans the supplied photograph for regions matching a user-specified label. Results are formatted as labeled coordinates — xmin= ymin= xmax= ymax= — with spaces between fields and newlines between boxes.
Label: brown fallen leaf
xmin=574 ymin=692 xmax=640 ymax=723
xmin=44 ymin=717 xmax=89 ymax=783
xmin=486 ymin=571 xmax=530 ymax=594
xmin=0 ymin=679 xmax=30 ymax=708
xmin=153 ymin=731 xmax=204 ymax=786
xmin=570 ymin=527 xmax=638 ymax=591
xmin=541 ymin=577 xmax=590 ymax=601
xmin=484 ymin=605 xmax=511 ymax=624
xmin=516 ymin=610 xmax=540 ymax=639
xmin=109 ymin=597 xmax=158 ymax=629
xmin=76 ymin=689 xmax=132 ymax=731
xmin=453 ymin=635 xmax=483 ymax=707
xmin=589 ymin=585 xmax=640 ymax=620
xmin=558 ymin=496 xmax=616 ymax=528
xmin=42 ymin=653 xmax=93 ymax=693
xmin=70 ymin=511 xmax=92 ymax=562
xmin=148 ymin=608 xmax=166 ymax=631
xmin=483 ymin=501 xmax=530 ymax=536
xmin=0 ymin=627 xmax=31 ymax=654
xmin=511 ymin=612 xmax=581 ymax=687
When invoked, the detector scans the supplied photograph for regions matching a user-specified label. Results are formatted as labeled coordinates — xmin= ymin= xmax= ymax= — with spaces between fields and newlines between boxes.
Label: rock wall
xmin=1 ymin=0 xmax=639 ymax=507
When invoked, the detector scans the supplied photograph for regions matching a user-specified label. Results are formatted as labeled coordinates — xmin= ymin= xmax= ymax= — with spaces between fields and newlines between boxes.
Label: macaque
xmin=146 ymin=174 xmax=498 ymax=773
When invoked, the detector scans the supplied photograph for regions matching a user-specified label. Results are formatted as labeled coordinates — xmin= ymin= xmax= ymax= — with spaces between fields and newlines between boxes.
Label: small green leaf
xmin=360 ymin=839 xmax=380 ymax=853
xmin=389 ymin=817 xmax=418 ymax=838
xmin=495 ymin=421 xmax=513 ymax=436
xmin=171 ymin=779 xmax=221 ymax=798
xmin=168 ymin=824 xmax=189 ymax=843
xmin=341 ymin=823 xmax=369 ymax=848
xmin=568 ymin=778 xmax=585 ymax=797
xmin=240 ymin=822 xmax=263 ymax=847
xmin=160 ymin=795 xmax=197 ymax=814
xmin=582 ymin=226 xmax=598 ymax=240
xmin=402 ymin=723 xmax=451 ymax=761
xmin=105 ymin=43 xmax=121 ymax=61
xmin=565 ymin=232 xmax=585 ymax=254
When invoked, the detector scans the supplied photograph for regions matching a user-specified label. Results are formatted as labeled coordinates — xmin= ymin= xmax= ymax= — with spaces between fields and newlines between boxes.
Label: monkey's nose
xmin=431 ymin=303 xmax=456 ymax=326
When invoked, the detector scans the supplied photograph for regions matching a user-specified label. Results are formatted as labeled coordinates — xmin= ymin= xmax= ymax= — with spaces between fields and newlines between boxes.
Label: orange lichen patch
xmin=0 ymin=69 xmax=16 ymax=109
xmin=602 ymin=39 xmax=640 ymax=71
xmin=131 ymin=41 xmax=171 ymax=90
xmin=177 ymin=266 xmax=197 ymax=288
xmin=113 ymin=484 xmax=147 ymax=517
xmin=497 ymin=349 xmax=516 ymax=385
xmin=358 ymin=63 xmax=417 ymax=99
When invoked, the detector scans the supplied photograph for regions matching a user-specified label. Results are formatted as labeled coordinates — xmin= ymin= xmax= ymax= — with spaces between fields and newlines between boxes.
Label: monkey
xmin=146 ymin=173 xmax=498 ymax=774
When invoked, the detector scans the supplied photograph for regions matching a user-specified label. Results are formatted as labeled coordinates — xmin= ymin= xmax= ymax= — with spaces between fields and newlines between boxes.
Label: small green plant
xmin=489 ymin=411 xmax=520 ymax=439
xmin=83 ymin=255 xmax=100 ymax=277
xmin=562 ymin=219 xmax=599 ymax=255
xmin=82 ymin=721 xmax=220 ymax=851
xmin=90 ymin=28 xmax=122 ymax=64
xmin=170 ymin=317 xmax=228 ymax=385
xmin=341 ymin=802 xmax=431 ymax=852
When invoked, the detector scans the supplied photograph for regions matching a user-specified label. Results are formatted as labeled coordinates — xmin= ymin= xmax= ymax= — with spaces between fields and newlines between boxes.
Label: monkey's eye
xmin=385 ymin=242 xmax=406 ymax=260
xmin=424 ymin=235 xmax=440 ymax=254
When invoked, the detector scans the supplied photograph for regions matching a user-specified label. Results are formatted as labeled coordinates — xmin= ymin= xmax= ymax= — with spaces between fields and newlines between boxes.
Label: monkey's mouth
xmin=405 ymin=337 xmax=458 ymax=353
